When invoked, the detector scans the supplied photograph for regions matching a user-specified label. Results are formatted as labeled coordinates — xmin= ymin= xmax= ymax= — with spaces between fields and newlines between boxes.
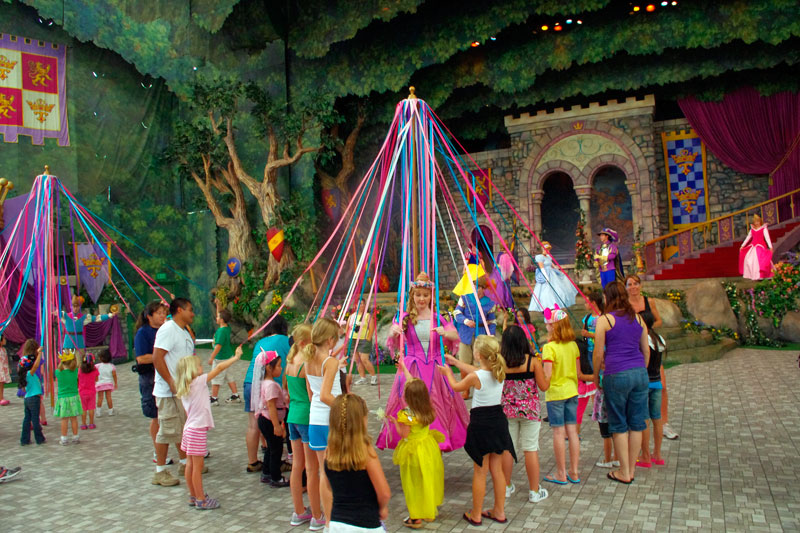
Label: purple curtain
xmin=679 ymin=87 xmax=800 ymax=197
xmin=84 ymin=316 xmax=128 ymax=362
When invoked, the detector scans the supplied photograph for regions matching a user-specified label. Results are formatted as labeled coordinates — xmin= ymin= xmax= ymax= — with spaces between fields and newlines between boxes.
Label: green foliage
xmin=574 ymin=210 xmax=592 ymax=271
xmin=750 ymin=262 xmax=800 ymax=328
xmin=276 ymin=192 xmax=321 ymax=264
xmin=231 ymin=259 xmax=267 ymax=323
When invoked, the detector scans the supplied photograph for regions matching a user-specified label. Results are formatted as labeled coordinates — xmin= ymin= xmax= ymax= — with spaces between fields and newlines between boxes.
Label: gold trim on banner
xmin=661 ymin=130 xmax=710 ymax=232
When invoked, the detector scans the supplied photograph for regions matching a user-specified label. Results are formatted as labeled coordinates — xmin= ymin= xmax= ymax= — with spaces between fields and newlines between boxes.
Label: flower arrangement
xmin=574 ymin=209 xmax=593 ymax=271
xmin=750 ymin=261 xmax=800 ymax=328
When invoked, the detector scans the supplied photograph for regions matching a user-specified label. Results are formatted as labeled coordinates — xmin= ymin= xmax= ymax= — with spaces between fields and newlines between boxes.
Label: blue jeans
xmin=647 ymin=388 xmax=663 ymax=420
xmin=22 ymin=395 xmax=45 ymax=445
xmin=603 ymin=367 xmax=648 ymax=434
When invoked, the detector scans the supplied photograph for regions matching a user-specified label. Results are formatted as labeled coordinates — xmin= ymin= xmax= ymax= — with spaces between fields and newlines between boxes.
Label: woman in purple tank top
xmin=591 ymin=281 xmax=650 ymax=485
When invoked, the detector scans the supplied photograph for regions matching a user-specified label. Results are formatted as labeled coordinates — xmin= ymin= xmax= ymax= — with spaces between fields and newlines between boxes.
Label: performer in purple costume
xmin=377 ymin=272 xmax=469 ymax=452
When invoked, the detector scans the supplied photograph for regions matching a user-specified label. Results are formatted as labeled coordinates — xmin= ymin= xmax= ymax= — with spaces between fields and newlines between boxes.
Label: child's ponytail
xmin=473 ymin=335 xmax=506 ymax=382
xmin=289 ymin=324 xmax=312 ymax=363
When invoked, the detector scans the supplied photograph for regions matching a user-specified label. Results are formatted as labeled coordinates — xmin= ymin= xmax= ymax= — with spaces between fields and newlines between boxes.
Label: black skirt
xmin=464 ymin=404 xmax=517 ymax=466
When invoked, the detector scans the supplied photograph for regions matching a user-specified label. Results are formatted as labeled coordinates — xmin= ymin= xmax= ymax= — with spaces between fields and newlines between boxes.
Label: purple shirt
xmin=603 ymin=312 xmax=645 ymax=375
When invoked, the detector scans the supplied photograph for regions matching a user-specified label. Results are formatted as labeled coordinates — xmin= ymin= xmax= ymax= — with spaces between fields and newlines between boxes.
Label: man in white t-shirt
xmin=152 ymin=298 xmax=196 ymax=487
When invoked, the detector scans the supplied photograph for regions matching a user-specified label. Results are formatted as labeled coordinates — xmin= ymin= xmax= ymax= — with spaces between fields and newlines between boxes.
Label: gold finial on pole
xmin=408 ymin=86 xmax=417 ymax=100
xmin=0 ymin=178 xmax=13 ymax=204
xmin=44 ymin=165 xmax=50 ymax=176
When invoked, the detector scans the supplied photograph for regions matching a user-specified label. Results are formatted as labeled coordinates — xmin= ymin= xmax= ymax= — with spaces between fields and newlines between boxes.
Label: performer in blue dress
xmin=58 ymin=295 xmax=115 ymax=355
xmin=528 ymin=241 xmax=578 ymax=312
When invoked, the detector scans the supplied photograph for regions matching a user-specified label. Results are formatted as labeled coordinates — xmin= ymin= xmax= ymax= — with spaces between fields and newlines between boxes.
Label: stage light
xmin=541 ymin=25 xmax=549 ymax=31
xmin=566 ymin=19 xmax=573 ymax=24
xmin=661 ymin=1 xmax=668 ymax=5
xmin=577 ymin=20 xmax=583 ymax=24
xmin=646 ymin=4 xmax=656 ymax=11
xmin=671 ymin=0 xmax=677 ymax=4
xmin=633 ymin=6 xmax=640 ymax=11
xmin=471 ymin=41 xmax=480 ymax=47
xmin=554 ymin=24 xmax=563 ymax=31
xmin=489 ymin=36 xmax=496 ymax=41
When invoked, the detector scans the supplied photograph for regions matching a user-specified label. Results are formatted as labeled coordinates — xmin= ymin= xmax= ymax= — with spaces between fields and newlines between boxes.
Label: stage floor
xmin=0 ymin=346 xmax=797 ymax=532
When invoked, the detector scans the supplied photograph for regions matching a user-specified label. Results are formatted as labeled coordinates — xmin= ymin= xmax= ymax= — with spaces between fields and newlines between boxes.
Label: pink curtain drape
xmin=679 ymin=87 xmax=800 ymax=197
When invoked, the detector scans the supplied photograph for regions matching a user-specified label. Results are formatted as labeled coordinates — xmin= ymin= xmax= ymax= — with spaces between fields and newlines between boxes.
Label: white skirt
xmin=329 ymin=521 xmax=384 ymax=532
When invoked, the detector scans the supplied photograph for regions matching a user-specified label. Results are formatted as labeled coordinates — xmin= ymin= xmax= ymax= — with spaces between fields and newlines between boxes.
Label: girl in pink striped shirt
xmin=176 ymin=346 xmax=241 ymax=510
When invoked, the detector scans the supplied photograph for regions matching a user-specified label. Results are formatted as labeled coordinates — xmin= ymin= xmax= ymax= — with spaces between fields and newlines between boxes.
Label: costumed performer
xmin=377 ymin=272 xmax=469 ymax=452
xmin=739 ymin=213 xmax=774 ymax=280
xmin=528 ymin=241 xmax=578 ymax=312
xmin=58 ymin=295 xmax=116 ymax=356
xmin=594 ymin=228 xmax=623 ymax=288
xmin=484 ymin=251 xmax=516 ymax=309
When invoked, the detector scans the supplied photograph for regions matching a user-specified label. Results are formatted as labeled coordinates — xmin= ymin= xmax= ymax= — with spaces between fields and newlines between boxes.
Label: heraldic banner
xmin=0 ymin=33 xmax=69 ymax=146
xmin=75 ymin=243 xmax=110 ymax=304
xmin=661 ymin=130 xmax=709 ymax=230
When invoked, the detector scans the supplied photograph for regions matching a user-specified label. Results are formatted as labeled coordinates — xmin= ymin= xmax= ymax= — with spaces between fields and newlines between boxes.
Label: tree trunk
xmin=226 ymin=216 xmax=257 ymax=263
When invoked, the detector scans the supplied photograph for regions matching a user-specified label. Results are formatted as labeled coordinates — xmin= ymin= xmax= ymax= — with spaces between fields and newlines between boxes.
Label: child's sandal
xmin=403 ymin=517 xmax=424 ymax=529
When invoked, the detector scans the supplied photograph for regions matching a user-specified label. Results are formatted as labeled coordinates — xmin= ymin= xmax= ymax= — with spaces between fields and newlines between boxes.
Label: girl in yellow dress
xmin=391 ymin=356 xmax=444 ymax=528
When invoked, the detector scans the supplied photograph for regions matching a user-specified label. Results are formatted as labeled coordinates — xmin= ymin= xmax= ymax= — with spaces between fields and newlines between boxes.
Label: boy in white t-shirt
xmin=152 ymin=298 xmax=196 ymax=487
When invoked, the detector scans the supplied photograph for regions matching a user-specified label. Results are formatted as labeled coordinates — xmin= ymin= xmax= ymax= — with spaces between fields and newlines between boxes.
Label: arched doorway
xmin=591 ymin=166 xmax=633 ymax=261
xmin=541 ymin=172 xmax=579 ymax=264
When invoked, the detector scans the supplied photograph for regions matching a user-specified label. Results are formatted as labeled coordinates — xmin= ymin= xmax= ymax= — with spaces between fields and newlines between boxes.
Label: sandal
xmin=403 ymin=517 xmax=423 ymax=529
xmin=607 ymin=471 xmax=632 ymax=485
xmin=566 ymin=474 xmax=581 ymax=484
xmin=543 ymin=475 xmax=567 ymax=485
xmin=481 ymin=510 xmax=508 ymax=524
xmin=462 ymin=512 xmax=482 ymax=526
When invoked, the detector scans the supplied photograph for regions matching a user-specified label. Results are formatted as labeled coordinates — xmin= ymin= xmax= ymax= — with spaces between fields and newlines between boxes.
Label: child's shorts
xmin=647 ymin=387 xmax=662 ymax=420
xmin=546 ymin=396 xmax=578 ymax=428
xmin=308 ymin=424 xmax=329 ymax=451
xmin=507 ymin=417 xmax=541 ymax=452
xmin=80 ymin=392 xmax=96 ymax=411
xmin=181 ymin=426 xmax=208 ymax=456
xmin=96 ymin=382 xmax=115 ymax=392
xmin=289 ymin=423 xmax=310 ymax=443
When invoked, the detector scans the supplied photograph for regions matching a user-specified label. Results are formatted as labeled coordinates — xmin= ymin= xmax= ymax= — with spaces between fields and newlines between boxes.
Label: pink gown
xmin=738 ymin=224 xmax=774 ymax=280
xmin=377 ymin=314 xmax=469 ymax=452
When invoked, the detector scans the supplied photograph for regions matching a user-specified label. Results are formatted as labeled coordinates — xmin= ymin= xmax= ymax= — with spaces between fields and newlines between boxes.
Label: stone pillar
xmin=626 ymin=179 xmax=642 ymax=241
xmin=575 ymin=185 xmax=593 ymax=242
xmin=531 ymin=189 xmax=544 ymax=247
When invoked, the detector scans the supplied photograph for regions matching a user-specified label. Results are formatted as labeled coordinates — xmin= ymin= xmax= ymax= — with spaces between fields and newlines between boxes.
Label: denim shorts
xmin=243 ymin=382 xmax=252 ymax=413
xmin=289 ymin=423 xmax=310 ymax=443
xmin=545 ymin=396 xmax=578 ymax=428
xmin=603 ymin=367 xmax=649 ymax=434
xmin=308 ymin=424 xmax=329 ymax=451
xmin=647 ymin=388 xmax=662 ymax=421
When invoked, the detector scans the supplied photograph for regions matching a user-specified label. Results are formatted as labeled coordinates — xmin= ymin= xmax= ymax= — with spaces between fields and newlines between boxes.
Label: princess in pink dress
xmin=377 ymin=272 xmax=469 ymax=452
xmin=739 ymin=213 xmax=774 ymax=281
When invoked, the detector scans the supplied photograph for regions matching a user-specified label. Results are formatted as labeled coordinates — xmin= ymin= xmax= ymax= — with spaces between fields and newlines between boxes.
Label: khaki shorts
xmin=457 ymin=342 xmax=473 ymax=366
xmin=210 ymin=359 xmax=234 ymax=386
xmin=156 ymin=396 xmax=186 ymax=444
xmin=507 ymin=417 xmax=541 ymax=453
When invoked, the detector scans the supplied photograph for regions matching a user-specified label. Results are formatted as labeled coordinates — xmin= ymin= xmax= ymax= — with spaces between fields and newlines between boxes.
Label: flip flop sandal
xmin=543 ymin=475 xmax=568 ymax=485
xmin=567 ymin=474 xmax=581 ymax=484
xmin=636 ymin=459 xmax=652 ymax=468
xmin=653 ymin=458 xmax=665 ymax=466
xmin=462 ymin=512 xmax=482 ymax=526
xmin=607 ymin=471 xmax=633 ymax=485
xmin=403 ymin=517 xmax=424 ymax=529
xmin=481 ymin=511 xmax=508 ymax=524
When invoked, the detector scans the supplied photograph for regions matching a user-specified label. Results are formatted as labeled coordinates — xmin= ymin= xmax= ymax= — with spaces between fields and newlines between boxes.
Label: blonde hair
xmin=289 ymin=323 xmax=312 ymax=364
xmin=548 ymin=316 xmax=576 ymax=343
xmin=57 ymin=356 xmax=77 ymax=372
xmin=403 ymin=379 xmax=436 ymax=427
xmin=302 ymin=318 xmax=339 ymax=362
xmin=326 ymin=393 xmax=372 ymax=471
xmin=473 ymin=335 xmax=506 ymax=382
xmin=175 ymin=356 xmax=202 ymax=398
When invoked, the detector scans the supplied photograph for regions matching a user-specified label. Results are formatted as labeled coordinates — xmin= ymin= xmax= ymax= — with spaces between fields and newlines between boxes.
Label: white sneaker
xmin=370 ymin=375 xmax=378 ymax=386
xmin=309 ymin=514 xmax=326 ymax=531
xmin=529 ymin=488 xmax=549 ymax=503
xmin=71 ymin=435 xmax=80 ymax=444
xmin=107 ymin=408 xmax=115 ymax=416
xmin=290 ymin=506 xmax=312 ymax=526
xmin=60 ymin=437 xmax=69 ymax=446
xmin=612 ymin=460 xmax=621 ymax=467
xmin=505 ymin=482 xmax=516 ymax=498
xmin=596 ymin=460 xmax=615 ymax=468
xmin=354 ymin=377 xmax=367 ymax=386
xmin=663 ymin=423 xmax=679 ymax=440
xmin=96 ymin=408 xmax=103 ymax=417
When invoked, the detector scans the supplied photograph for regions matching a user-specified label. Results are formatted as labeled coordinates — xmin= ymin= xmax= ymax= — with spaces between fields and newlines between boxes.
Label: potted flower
xmin=574 ymin=209 xmax=594 ymax=284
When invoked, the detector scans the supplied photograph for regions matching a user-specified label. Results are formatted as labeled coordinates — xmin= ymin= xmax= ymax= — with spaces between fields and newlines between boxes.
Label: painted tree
xmin=174 ymin=77 xmax=338 ymax=287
